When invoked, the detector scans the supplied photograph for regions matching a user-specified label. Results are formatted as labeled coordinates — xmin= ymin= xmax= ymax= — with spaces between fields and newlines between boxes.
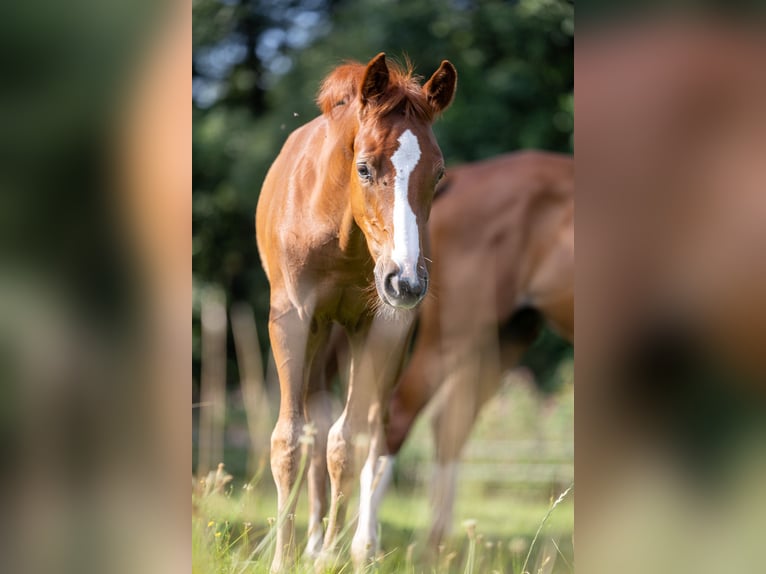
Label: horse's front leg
xmin=268 ymin=306 xmax=320 ymax=573
xmin=319 ymin=323 xmax=372 ymax=562
xmin=348 ymin=315 xmax=415 ymax=568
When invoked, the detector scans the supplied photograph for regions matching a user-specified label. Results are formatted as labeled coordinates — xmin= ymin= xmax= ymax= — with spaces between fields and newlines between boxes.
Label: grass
xmin=193 ymin=366 xmax=574 ymax=573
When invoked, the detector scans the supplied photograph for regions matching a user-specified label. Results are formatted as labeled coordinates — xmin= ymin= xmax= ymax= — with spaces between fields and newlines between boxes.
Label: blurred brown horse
xmin=575 ymin=21 xmax=766 ymax=574
xmin=576 ymin=20 xmax=766 ymax=526
xmin=384 ymin=151 xmax=574 ymax=547
xmin=256 ymin=53 xmax=456 ymax=570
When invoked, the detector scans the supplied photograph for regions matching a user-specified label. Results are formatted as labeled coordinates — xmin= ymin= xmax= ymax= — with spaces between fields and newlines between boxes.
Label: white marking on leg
xmin=351 ymin=455 xmax=394 ymax=564
xmin=390 ymin=129 xmax=421 ymax=280
xmin=305 ymin=509 xmax=324 ymax=558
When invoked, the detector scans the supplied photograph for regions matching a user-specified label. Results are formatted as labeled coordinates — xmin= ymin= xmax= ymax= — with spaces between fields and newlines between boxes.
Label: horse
xmin=255 ymin=53 xmax=456 ymax=571
xmin=383 ymin=150 xmax=574 ymax=548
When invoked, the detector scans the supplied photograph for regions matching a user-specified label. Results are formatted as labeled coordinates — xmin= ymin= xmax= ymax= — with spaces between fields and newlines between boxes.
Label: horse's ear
xmin=360 ymin=52 xmax=389 ymax=105
xmin=423 ymin=60 xmax=457 ymax=114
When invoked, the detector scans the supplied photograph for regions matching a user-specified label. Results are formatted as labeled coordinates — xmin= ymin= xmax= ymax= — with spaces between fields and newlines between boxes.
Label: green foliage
xmin=192 ymin=0 xmax=574 ymax=388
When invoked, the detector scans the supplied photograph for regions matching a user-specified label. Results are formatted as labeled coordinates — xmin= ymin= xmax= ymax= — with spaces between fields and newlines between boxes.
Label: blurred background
xmin=576 ymin=7 xmax=766 ymax=574
xmin=1 ymin=1 xmax=190 ymax=573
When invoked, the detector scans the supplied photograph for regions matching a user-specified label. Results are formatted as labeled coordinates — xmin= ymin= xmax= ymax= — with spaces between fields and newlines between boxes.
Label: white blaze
xmin=390 ymin=129 xmax=421 ymax=278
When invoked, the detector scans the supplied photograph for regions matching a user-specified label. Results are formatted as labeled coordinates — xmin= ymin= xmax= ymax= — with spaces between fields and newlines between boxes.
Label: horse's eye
xmin=356 ymin=163 xmax=371 ymax=181
xmin=436 ymin=167 xmax=446 ymax=182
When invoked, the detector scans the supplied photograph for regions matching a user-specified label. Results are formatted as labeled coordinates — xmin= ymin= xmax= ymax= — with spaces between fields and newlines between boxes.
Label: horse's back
xmin=429 ymin=151 xmax=573 ymax=326
xmin=432 ymin=151 xmax=571 ymax=248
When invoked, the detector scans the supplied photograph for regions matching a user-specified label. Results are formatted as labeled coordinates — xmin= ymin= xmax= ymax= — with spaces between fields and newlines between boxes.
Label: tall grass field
xmin=193 ymin=359 xmax=573 ymax=574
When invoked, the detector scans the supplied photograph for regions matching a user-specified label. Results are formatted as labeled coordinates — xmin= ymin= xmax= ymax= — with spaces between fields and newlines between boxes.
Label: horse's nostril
xmin=384 ymin=271 xmax=399 ymax=296
xmin=400 ymin=277 xmax=425 ymax=299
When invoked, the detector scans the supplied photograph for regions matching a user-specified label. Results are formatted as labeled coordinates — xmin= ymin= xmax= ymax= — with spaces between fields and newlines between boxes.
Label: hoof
xmin=304 ymin=532 xmax=324 ymax=561
xmin=312 ymin=549 xmax=339 ymax=573
xmin=350 ymin=536 xmax=376 ymax=570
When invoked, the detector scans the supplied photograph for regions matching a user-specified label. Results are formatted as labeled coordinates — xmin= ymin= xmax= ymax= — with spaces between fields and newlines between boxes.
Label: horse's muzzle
xmin=375 ymin=261 xmax=428 ymax=310
xmin=385 ymin=271 xmax=427 ymax=306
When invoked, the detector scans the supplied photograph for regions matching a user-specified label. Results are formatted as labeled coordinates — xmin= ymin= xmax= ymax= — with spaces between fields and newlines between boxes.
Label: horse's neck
xmin=338 ymin=202 xmax=361 ymax=253
xmin=323 ymin=112 xmax=368 ymax=258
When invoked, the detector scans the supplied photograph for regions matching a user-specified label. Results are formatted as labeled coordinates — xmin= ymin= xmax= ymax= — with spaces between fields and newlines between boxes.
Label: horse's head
xmin=347 ymin=53 xmax=457 ymax=310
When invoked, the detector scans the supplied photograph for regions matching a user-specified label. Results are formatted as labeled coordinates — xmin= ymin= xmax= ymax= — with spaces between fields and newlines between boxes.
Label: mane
xmin=316 ymin=58 xmax=435 ymax=122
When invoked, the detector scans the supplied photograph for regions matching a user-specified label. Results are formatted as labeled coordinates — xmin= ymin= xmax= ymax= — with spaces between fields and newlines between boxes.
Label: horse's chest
xmin=286 ymin=242 xmax=369 ymax=316
xmin=310 ymin=270 xmax=372 ymax=322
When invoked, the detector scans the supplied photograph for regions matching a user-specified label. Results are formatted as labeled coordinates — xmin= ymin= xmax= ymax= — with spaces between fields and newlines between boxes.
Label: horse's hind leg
xmin=304 ymin=332 xmax=335 ymax=559
xmin=268 ymin=307 xmax=316 ymax=573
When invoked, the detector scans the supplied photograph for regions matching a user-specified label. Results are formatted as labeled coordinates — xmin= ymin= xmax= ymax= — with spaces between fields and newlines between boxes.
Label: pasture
xmin=192 ymin=350 xmax=573 ymax=573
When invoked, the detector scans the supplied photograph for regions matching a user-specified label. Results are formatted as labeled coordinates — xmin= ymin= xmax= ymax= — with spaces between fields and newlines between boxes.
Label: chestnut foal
xmin=256 ymin=53 xmax=456 ymax=571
